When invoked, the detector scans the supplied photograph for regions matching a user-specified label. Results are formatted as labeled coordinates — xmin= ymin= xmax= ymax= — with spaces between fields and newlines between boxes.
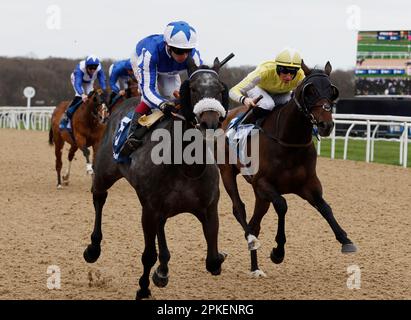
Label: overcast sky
xmin=1 ymin=0 xmax=411 ymax=70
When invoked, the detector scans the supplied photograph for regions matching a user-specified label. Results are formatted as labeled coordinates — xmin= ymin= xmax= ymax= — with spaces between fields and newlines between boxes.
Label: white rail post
xmin=365 ymin=120 xmax=371 ymax=163
xmin=317 ymin=138 xmax=321 ymax=155
xmin=399 ymin=129 xmax=404 ymax=166
xmin=403 ymin=122 xmax=408 ymax=168
xmin=331 ymin=123 xmax=336 ymax=159
xmin=370 ymin=124 xmax=380 ymax=162
xmin=23 ymin=87 xmax=35 ymax=130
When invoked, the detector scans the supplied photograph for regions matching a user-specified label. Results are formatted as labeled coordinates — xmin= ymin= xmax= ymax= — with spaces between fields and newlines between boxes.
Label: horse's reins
xmin=256 ymin=72 xmax=335 ymax=147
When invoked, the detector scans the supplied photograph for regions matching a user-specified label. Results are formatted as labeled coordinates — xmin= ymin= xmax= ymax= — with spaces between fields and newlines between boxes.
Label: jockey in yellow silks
xmin=229 ymin=48 xmax=305 ymax=122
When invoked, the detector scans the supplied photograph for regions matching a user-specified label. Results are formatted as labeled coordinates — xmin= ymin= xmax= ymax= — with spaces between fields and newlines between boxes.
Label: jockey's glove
xmin=159 ymin=101 xmax=176 ymax=116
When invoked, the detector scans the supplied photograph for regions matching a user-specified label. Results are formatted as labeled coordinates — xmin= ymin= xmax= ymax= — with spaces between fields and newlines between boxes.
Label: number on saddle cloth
xmin=112 ymin=111 xmax=134 ymax=163
xmin=226 ymin=115 xmax=258 ymax=166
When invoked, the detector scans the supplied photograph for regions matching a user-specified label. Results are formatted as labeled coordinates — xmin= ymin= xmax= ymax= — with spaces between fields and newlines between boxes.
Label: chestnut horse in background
xmin=218 ymin=61 xmax=357 ymax=277
xmin=49 ymin=89 xmax=109 ymax=188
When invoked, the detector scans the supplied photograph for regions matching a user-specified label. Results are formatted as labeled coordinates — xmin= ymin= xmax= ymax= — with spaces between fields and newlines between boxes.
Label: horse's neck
xmin=169 ymin=120 xmax=208 ymax=174
xmin=266 ymin=101 xmax=312 ymax=145
xmin=80 ymin=101 xmax=96 ymax=124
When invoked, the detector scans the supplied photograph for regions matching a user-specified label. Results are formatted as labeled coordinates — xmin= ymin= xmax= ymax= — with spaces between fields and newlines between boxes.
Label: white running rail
xmin=0 ymin=106 xmax=55 ymax=131
xmin=317 ymin=114 xmax=411 ymax=168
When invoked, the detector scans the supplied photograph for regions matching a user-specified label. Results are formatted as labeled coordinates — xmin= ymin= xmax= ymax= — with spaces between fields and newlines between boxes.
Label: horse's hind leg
xmin=248 ymin=196 xmax=270 ymax=278
xmin=62 ymin=144 xmax=78 ymax=185
xmin=82 ymin=147 xmax=93 ymax=175
xmin=300 ymin=177 xmax=357 ymax=254
xmin=76 ymin=136 xmax=93 ymax=175
xmin=195 ymin=201 xmax=226 ymax=276
xmin=219 ymin=164 xmax=256 ymax=250
xmin=136 ymin=208 xmax=158 ymax=300
xmin=152 ymin=219 xmax=170 ymax=288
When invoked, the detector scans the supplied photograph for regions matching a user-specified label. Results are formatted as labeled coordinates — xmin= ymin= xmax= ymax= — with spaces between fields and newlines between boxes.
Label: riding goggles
xmin=276 ymin=65 xmax=299 ymax=76
xmin=169 ymin=46 xmax=193 ymax=56
xmin=87 ymin=65 xmax=99 ymax=70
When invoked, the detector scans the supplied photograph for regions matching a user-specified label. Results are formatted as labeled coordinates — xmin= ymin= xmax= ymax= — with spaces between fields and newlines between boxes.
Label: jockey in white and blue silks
xmin=108 ymin=58 xmax=134 ymax=104
xmin=61 ymin=55 xmax=107 ymax=127
xmin=119 ymin=20 xmax=202 ymax=157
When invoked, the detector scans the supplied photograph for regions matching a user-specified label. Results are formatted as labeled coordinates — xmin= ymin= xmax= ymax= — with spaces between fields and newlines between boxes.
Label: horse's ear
xmin=301 ymin=59 xmax=311 ymax=76
xmin=324 ymin=61 xmax=332 ymax=76
xmin=186 ymin=54 xmax=198 ymax=75
xmin=213 ymin=57 xmax=221 ymax=73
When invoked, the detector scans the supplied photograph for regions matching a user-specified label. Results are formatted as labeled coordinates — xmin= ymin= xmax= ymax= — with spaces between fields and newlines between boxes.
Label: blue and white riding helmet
xmin=85 ymin=54 xmax=100 ymax=67
xmin=163 ymin=21 xmax=197 ymax=49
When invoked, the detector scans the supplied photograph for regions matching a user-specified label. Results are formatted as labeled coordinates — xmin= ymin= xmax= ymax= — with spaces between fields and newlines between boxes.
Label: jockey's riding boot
xmin=65 ymin=96 xmax=83 ymax=120
xmin=242 ymin=106 xmax=270 ymax=126
xmin=119 ymin=112 xmax=148 ymax=157
xmin=109 ymin=92 xmax=117 ymax=106
xmin=253 ymin=107 xmax=271 ymax=127
xmin=60 ymin=96 xmax=81 ymax=129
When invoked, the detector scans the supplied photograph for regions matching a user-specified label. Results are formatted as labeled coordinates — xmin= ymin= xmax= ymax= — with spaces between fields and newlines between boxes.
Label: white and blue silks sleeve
xmin=97 ymin=68 xmax=107 ymax=91
xmin=139 ymin=49 xmax=166 ymax=109
xmin=73 ymin=67 xmax=85 ymax=95
xmin=109 ymin=64 xmax=121 ymax=94
xmin=192 ymin=49 xmax=203 ymax=66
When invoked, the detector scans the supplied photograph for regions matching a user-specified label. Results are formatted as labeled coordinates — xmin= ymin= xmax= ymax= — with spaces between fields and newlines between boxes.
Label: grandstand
xmin=355 ymin=30 xmax=411 ymax=96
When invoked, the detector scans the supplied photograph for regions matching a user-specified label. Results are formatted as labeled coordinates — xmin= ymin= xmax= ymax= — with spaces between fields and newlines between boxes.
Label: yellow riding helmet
xmin=275 ymin=48 xmax=302 ymax=68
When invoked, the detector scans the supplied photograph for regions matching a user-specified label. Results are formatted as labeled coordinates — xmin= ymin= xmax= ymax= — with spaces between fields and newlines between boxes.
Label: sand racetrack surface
xmin=0 ymin=129 xmax=410 ymax=300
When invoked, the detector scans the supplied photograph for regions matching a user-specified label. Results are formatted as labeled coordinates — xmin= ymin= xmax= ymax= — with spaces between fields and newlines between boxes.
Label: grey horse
xmin=83 ymin=55 xmax=233 ymax=299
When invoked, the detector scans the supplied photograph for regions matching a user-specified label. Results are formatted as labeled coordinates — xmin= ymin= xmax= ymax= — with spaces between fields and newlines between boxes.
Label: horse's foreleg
xmin=62 ymin=144 xmax=78 ymax=185
xmin=54 ymin=138 xmax=64 ymax=189
xmin=152 ymin=219 xmax=170 ymax=288
xmin=300 ymin=177 xmax=357 ymax=254
xmin=271 ymin=196 xmax=288 ymax=264
xmin=137 ymin=208 xmax=158 ymax=300
xmin=195 ymin=202 xmax=226 ymax=276
xmin=83 ymin=190 xmax=107 ymax=263
xmin=254 ymin=178 xmax=288 ymax=265
xmin=219 ymin=164 xmax=254 ymax=248
xmin=248 ymin=196 xmax=270 ymax=278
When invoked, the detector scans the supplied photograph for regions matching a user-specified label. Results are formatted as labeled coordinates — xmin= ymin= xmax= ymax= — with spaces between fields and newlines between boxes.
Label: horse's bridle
xmin=188 ymin=69 xmax=225 ymax=126
xmin=89 ymin=90 xmax=108 ymax=121
xmin=293 ymin=73 xmax=336 ymax=127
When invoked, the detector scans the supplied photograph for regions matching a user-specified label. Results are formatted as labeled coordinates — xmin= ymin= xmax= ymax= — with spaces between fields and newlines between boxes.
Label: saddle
xmin=137 ymin=111 xmax=164 ymax=128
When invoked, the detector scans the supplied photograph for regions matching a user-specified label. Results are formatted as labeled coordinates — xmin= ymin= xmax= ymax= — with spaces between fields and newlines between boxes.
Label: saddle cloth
xmin=226 ymin=114 xmax=259 ymax=166
xmin=112 ymin=110 xmax=165 ymax=163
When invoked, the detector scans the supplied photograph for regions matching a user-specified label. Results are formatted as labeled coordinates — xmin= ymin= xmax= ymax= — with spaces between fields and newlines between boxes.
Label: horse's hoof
xmin=57 ymin=184 xmax=63 ymax=190
xmin=270 ymin=248 xmax=285 ymax=264
xmin=249 ymin=269 xmax=266 ymax=278
xmin=62 ymin=177 xmax=69 ymax=186
xmin=247 ymin=234 xmax=261 ymax=251
xmin=83 ymin=245 xmax=101 ymax=263
xmin=136 ymin=288 xmax=152 ymax=300
xmin=342 ymin=243 xmax=357 ymax=254
xmin=152 ymin=269 xmax=169 ymax=288
xmin=219 ymin=251 xmax=227 ymax=262
xmin=210 ymin=267 xmax=222 ymax=276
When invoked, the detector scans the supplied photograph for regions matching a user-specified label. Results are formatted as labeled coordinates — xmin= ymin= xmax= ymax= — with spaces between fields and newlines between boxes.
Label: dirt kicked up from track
xmin=0 ymin=129 xmax=410 ymax=300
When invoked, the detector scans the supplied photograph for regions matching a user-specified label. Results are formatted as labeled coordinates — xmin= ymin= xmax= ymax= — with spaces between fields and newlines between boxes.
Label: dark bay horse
xmin=83 ymin=55 xmax=231 ymax=299
xmin=109 ymin=77 xmax=140 ymax=112
xmin=219 ymin=61 xmax=357 ymax=277
xmin=49 ymin=90 xmax=109 ymax=188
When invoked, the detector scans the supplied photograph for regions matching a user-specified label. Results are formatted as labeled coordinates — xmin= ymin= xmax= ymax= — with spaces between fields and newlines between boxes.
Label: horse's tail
xmin=48 ymin=127 xmax=54 ymax=145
